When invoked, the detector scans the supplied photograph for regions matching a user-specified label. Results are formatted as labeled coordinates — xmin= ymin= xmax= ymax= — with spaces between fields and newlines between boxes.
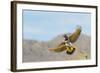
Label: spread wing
xmin=69 ymin=26 xmax=82 ymax=43
xmin=49 ymin=42 xmax=66 ymax=52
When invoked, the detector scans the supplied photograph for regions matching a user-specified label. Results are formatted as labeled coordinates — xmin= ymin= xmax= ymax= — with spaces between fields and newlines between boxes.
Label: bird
xmin=49 ymin=26 xmax=82 ymax=55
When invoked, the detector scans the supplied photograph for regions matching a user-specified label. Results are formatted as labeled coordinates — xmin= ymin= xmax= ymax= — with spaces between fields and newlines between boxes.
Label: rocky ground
xmin=22 ymin=34 xmax=91 ymax=62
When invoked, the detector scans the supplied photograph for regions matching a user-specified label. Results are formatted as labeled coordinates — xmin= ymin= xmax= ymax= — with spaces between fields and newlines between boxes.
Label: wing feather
xmin=69 ymin=26 xmax=82 ymax=43
xmin=49 ymin=42 xmax=66 ymax=52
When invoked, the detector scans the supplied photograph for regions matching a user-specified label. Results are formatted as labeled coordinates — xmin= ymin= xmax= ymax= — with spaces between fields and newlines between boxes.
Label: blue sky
xmin=23 ymin=10 xmax=91 ymax=41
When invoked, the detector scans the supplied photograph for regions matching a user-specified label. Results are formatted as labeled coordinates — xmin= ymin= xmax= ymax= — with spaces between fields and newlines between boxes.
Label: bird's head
xmin=63 ymin=34 xmax=69 ymax=41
